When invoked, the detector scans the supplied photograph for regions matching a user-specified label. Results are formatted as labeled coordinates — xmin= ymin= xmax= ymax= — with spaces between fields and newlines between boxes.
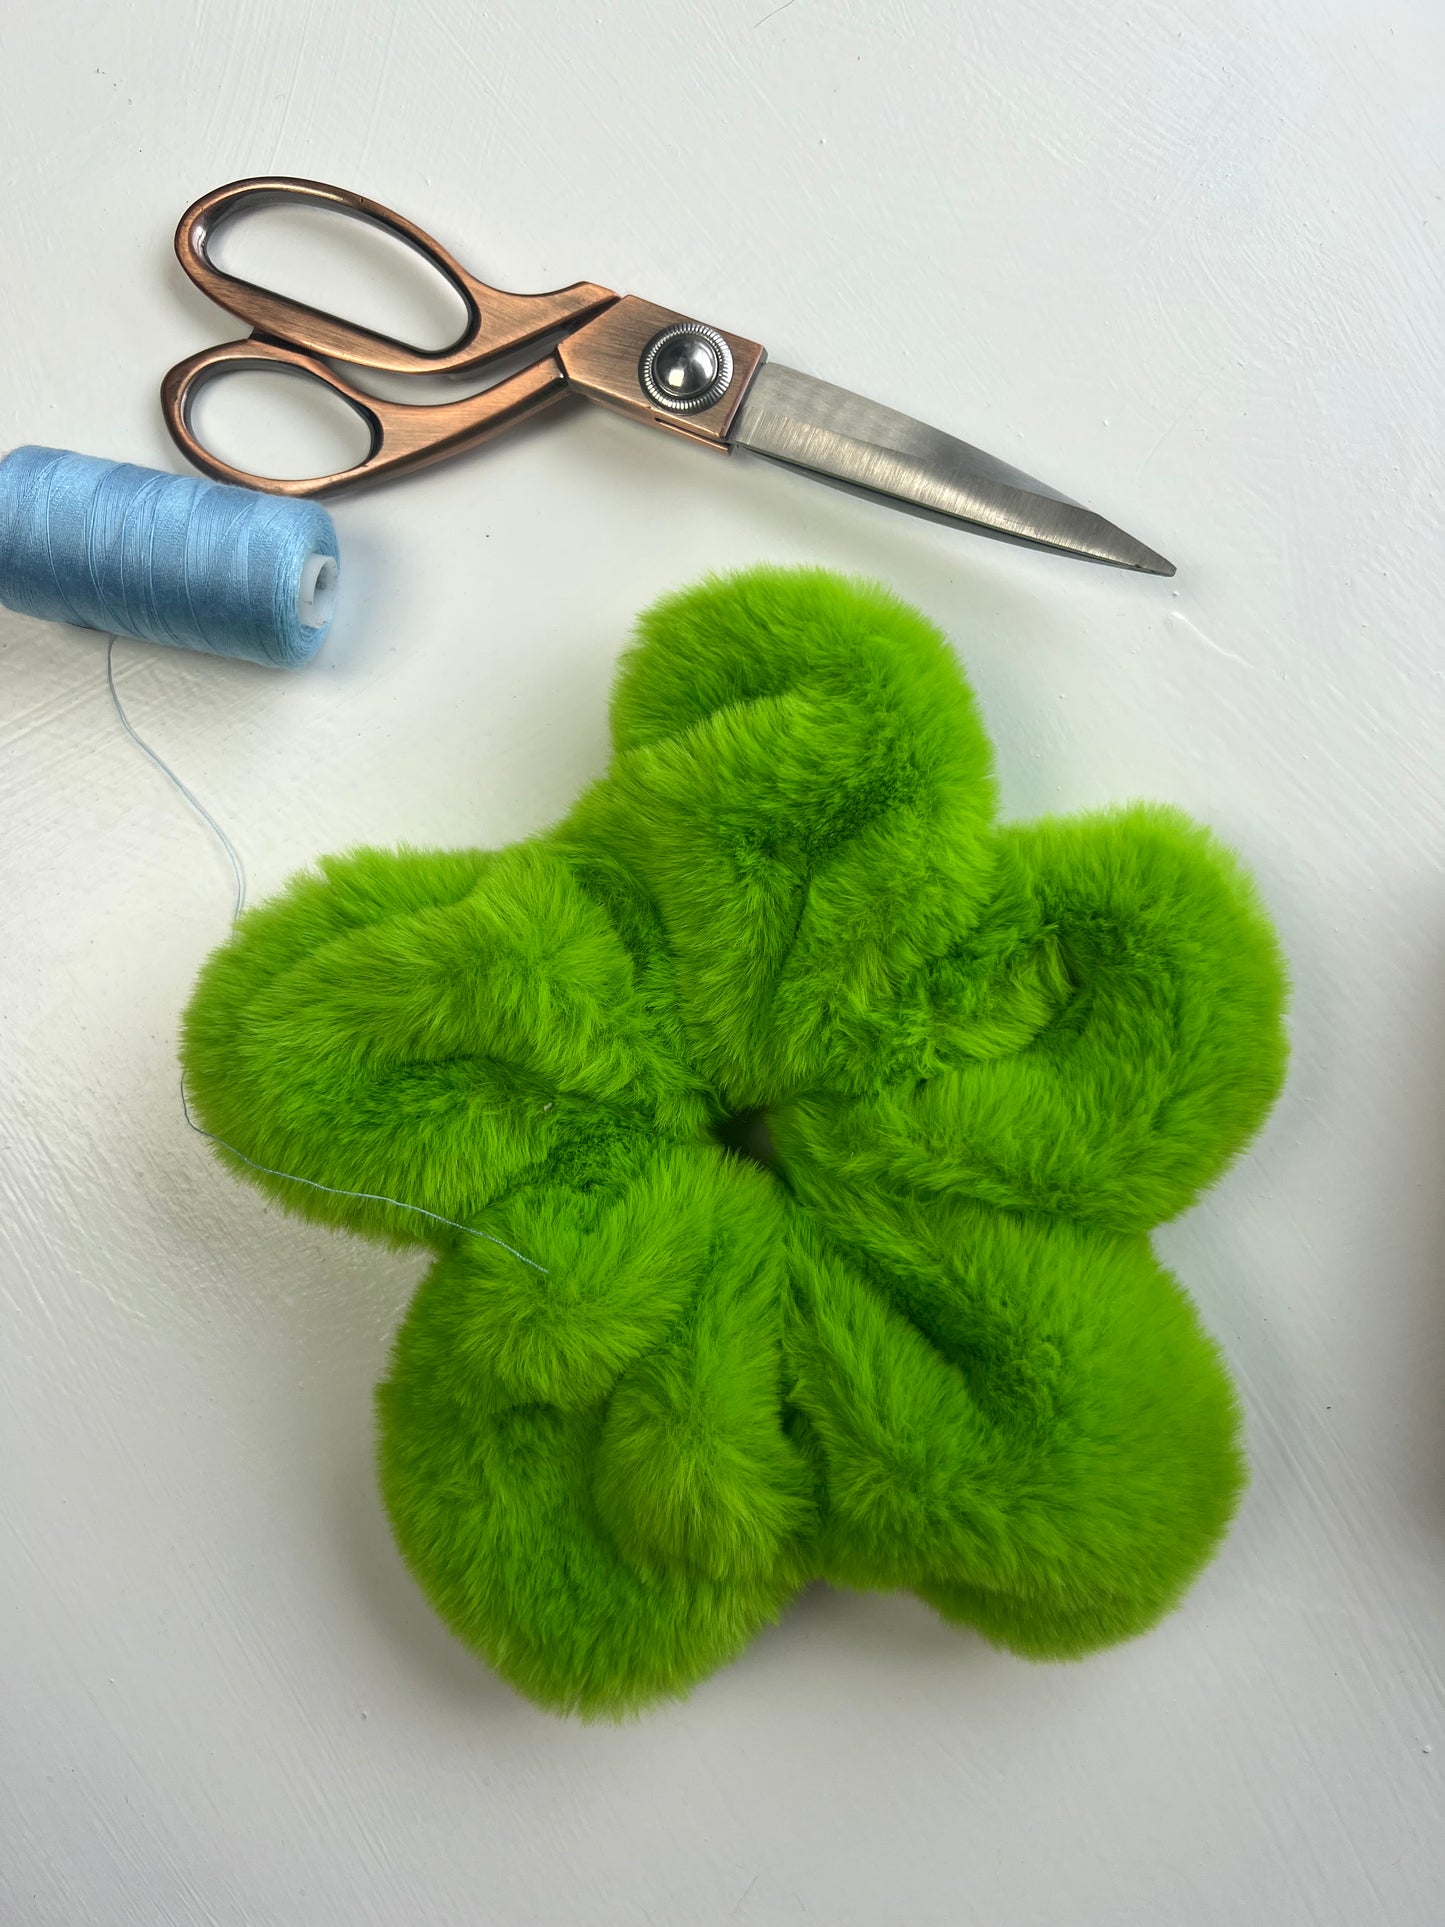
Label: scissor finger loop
xmin=161 ymin=336 xmax=571 ymax=497
xmin=174 ymin=177 xmax=616 ymax=377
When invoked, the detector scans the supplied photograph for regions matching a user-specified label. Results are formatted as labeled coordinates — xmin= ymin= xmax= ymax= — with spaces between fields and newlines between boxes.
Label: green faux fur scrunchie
xmin=182 ymin=567 xmax=1288 ymax=1716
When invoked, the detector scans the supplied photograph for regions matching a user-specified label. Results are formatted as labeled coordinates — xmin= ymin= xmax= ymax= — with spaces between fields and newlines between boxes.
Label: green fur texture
xmin=181 ymin=567 xmax=1288 ymax=1715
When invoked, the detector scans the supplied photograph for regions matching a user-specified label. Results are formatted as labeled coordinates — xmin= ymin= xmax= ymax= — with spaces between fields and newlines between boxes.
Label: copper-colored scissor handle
xmin=161 ymin=336 xmax=571 ymax=496
xmin=172 ymin=176 xmax=616 ymax=375
xmin=161 ymin=176 xmax=616 ymax=494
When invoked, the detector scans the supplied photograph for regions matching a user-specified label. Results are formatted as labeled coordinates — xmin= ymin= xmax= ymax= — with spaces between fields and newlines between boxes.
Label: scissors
xmin=161 ymin=177 xmax=1174 ymax=576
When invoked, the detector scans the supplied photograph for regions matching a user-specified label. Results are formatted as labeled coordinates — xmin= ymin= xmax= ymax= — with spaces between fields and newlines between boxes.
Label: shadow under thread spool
xmin=0 ymin=446 xmax=339 ymax=667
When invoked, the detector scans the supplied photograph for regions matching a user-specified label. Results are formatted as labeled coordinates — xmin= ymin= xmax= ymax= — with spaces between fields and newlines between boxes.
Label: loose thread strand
xmin=105 ymin=639 xmax=548 ymax=1277
xmin=178 ymin=1079 xmax=549 ymax=1273
xmin=107 ymin=635 xmax=247 ymax=925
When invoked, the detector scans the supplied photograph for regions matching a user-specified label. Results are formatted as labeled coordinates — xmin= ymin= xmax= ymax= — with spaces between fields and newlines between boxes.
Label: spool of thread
xmin=0 ymin=446 xmax=339 ymax=667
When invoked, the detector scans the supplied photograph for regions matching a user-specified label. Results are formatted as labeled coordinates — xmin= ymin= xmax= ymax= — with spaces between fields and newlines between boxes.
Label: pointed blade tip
xmin=1110 ymin=531 xmax=1176 ymax=577
xmin=734 ymin=365 xmax=1181 ymax=577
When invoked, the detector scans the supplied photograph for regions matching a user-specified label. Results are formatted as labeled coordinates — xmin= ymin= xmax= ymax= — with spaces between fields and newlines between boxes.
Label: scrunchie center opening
xmin=712 ymin=1108 xmax=779 ymax=1174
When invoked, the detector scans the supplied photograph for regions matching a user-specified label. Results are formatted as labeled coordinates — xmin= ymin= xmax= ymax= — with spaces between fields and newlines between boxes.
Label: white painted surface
xmin=1 ymin=2 xmax=1441 ymax=1921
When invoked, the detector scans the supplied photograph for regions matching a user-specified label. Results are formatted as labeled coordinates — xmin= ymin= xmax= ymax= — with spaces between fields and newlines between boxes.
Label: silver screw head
xmin=639 ymin=322 xmax=734 ymax=413
xmin=656 ymin=335 xmax=718 ymax=398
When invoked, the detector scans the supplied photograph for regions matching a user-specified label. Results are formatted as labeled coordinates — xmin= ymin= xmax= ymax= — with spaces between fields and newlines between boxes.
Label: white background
xmin=1 ymin=3 xmax=1441 ymax=1922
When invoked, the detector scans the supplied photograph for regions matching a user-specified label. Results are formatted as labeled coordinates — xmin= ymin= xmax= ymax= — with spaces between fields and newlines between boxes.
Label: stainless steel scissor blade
xmin=729 ymin=365 xmax=1173 ymax=576
xmin=161 ymin=177 xmax=1176 ymax=576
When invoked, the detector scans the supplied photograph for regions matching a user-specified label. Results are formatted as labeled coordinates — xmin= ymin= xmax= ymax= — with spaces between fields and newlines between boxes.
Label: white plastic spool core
xmin=297 ymin=552 xmax=339 ymax=630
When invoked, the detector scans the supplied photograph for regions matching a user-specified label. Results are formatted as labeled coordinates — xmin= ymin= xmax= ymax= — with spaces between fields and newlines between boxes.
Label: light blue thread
xmin=0 ymin=445 xmax=338 ymax=667
xmin=177 ymin=1078 xmax=549 ymax=1273
xmin=101 ymin=657 xmax=549 ymax=1275
xmin=107 ymin=635 xmax=247 ymax=925
xmin=0 ymin=444 xmax=543 ymax=1271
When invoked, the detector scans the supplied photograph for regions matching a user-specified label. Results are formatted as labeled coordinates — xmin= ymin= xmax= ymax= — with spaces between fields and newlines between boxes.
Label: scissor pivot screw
xmin=639 ymin=322 xmax=734 ymax=413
